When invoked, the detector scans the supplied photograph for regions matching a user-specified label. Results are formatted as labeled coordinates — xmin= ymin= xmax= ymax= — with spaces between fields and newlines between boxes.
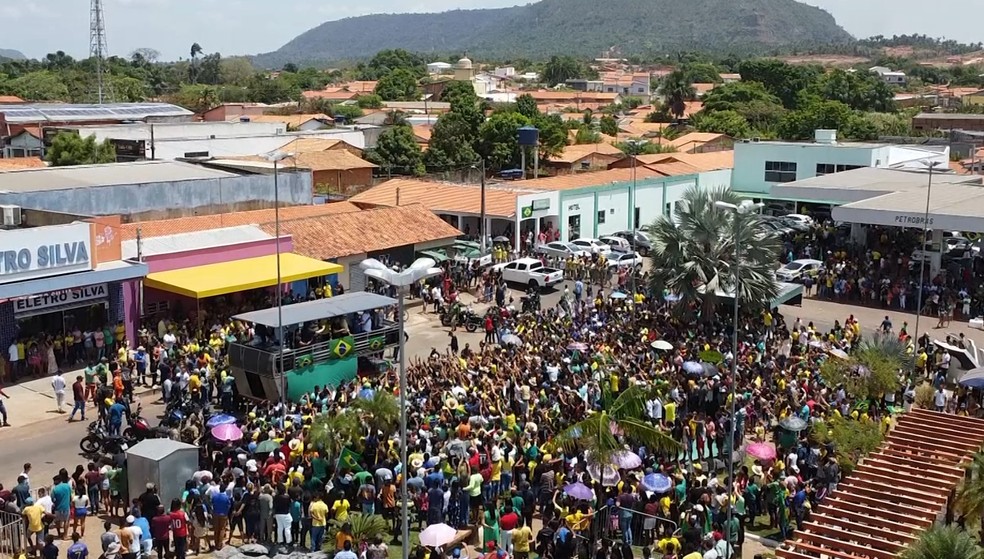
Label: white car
xmin=571 ymin=237 xmax=612 ymax=255
xmin=493 ymin=258 xmax=565 ymax=288
xmin=775 ymin=259 xmax=823 ymax=282
xmin=536 ymin=241 xmax=590 ymax=259
xmin=599 ymin=236 xmax=632 ymax=253
xmin=607 ymin=252 xmax=644 ymax=269
xmin=782 ymin=214 xmax=814 ymax=227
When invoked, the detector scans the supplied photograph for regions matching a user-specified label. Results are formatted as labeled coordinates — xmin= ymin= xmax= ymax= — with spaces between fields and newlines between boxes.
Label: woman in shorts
xmin=72 ymin=485 xmax=90 ymax=537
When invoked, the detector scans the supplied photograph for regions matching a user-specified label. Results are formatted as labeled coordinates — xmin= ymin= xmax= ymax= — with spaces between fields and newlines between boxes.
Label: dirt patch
xmin=775 ymin=54 xmax=868 ymax=66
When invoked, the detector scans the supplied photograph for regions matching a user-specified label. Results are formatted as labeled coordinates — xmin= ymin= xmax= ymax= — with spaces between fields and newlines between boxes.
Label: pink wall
xmin=145 ymin=237 xmax=294 ymax=273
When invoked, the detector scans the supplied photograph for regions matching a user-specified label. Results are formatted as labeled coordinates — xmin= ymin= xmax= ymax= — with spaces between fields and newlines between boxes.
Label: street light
xmin=714 ymin=198 xmax=763 ymax=557
xmin=266 ymin=149 xmax=293 ymax=404
xmin=472 ymin=158 xmax=488 ymax=255
xmin=913 ymin=159 xmax=943 ymax=354
xmin=359 ymin=257 xmax=442 ymax=559
xmin=625 ymin=139 xmax=648 ymax=299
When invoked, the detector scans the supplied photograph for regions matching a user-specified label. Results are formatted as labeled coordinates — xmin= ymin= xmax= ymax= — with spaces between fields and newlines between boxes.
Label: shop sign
xmin=568 ymin=204 xmax=580 ymax=211
xmin=0 ymin=223 xmax=93 ymax=284
xmin=532 ymin=198 xmax=550 ymax=211
xmin=894 ymin=214 xmax=934 ymax=226
xmin=14 ymin=283 xmax=108 ymax=315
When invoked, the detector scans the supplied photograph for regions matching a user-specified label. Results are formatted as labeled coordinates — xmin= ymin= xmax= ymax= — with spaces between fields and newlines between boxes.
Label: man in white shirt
xmin=51 ymin=371 xmax=67 ymax=413
xmin=935 ymin=388 xmax=947 ymax=412
xmin=35 ymin=487 xmax=53 ymax=515
xmin=8 ymin=342 xmax=19 ymax=381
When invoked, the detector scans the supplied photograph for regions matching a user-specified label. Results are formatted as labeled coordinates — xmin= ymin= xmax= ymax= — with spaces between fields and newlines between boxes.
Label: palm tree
xmin=555 ymin=385 xmax=679 ymax=466
xmin=900 ymin=524 xmax=983 ymax=559
xmin=308 ymin=410 xmax=360 ymax=461
xmin=956 ymin=451 xmax=984 ymax=545
xmin=647 ymin=186 xmax=781 ymax=322
xmin=660 ymin=69 xmax=697 ymax=121
xmin=352 ymin=390 xmax=400 ymax=436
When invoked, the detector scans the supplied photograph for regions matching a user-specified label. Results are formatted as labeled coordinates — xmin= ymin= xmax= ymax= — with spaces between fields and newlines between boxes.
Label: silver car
xmin=536 ymin=241 xmax=590 ymax=259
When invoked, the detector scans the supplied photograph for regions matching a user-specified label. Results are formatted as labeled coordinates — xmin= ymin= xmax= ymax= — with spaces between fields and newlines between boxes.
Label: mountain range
xmin=253 ymin=0 xmax=853 ymax=67
xmin=0 ymin=49 xmax=26 ymax=61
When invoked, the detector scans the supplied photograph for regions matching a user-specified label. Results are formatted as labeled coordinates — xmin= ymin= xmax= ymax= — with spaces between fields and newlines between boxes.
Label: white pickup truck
xmin=493 ymin=257 xmax=564 ymax=288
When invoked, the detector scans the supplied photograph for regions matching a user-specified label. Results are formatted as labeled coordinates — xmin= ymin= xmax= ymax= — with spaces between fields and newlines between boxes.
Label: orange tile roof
xmin=633 ymin=150 xmax=734 ymax=172
xmin=350 ymin=179 xmax=519 ymax=218
xmin=692 ymin=83 xmax=717 ymax=95
xmin=512 ymin=167 xmax=667 ymax=191
xmin=0 ymin=157 xmax=46 ymax=171
xmin=121 ymin=202 xmax=362 ymax=240
xmin=412 ymin=125 xmax=432 ymax=143
xmin=644 ymin=161 xmax=701 ymax=176
xmin=666 ymin=132 xmax=728 ymax=150
xmin=618 ymin=121 xmax=671 ymax=137
xmin=949 ymin=160 xmax=971 ymax=175
xmin=258 ymin=203 xmax=461 ymax=260
xmin=302 ymin=90 xmax=359 ymax=101
xmin=528 ymin=91 xmax=620 ymax=102
xmin=0 ymin=95 xmax=25 ymax=103
xmin=286 ymin=137 xmax=354 ymax=154
xmin=550 ymin=143 xmax=626 ymax=164
xmin=566 ymin=130 xmax=619 ymax=145
xmin=683 ymin=101 xmax=703 ymax=117
xmin=230 ymin=151 xmax=377 ymax=172
xmin=244 ymin=114 xmax=333 ymax=128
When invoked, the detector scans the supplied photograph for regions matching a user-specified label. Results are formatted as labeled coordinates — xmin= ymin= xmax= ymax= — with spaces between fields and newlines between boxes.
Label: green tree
xmin=197 ymin=53 xmax=223 ymax=85
xmin=356 ymin=93 xmax=384 ymax=109
xmin=246 ymin=75 xmax=299 ymax=104
xmin=374 ymin=68 xmax=421 ymax=101
xmin=46 ymin=133 xmax=116 ymax=166
xmin=737 ymin=59 xmax=822 ymax=109
xmin=358 ymin=49 xmax=426 ymax=80
xmin=615 ymin=141 xmax=676 ymax=155
xmin=365 ymin=124 xmax=426 ymax=176
xmin=900 ymin=525 xmax=984 ymax=559
xmin=425 ymin=90 xmax=485 ymax=170
xmin=700 ymin=81 xmax=786 ymax=132
xmin=110 ymin=75 xmax=148 ymax=102
xmin=542 ymin=55 xmax=584 ymax=86
xmin=5 ymin=71 xmax=69 ymax=101
xmin=777 ymin=99 xmax=876 ymax=141
xmin=328 ymin=104 xmax=364 ymax=121
xmin=439 ymin=80 xmax=478 ymax=105
xmin=515 ymin=93 xmax=539 ymax=120
xmin=574 ymin=127 xmax=602 ymax=144
xmin=308 ymin=411 xmax=360 ymax=462
xmin=692 ymin=109 xmax=750 ymax=138
xmin=807 ymin=69 xmax=896 ymax=113
xmin=534 ymin=113 xmax=569 ymax=160
xmin=956 ymin=451 xmax=984 ymax=545
xmin=169 ymin=84 xmax=219 ymax=112
xmin=648 ymin=186 xmax=781 ymax=321
xmin=556 ymin=385 xmax=679 ymax=466
xmin=219 ymin=57 xmax=256 ymax=86
xmin=809 ymin=416 xmax=884 ymax=475
xmin=351 ymin=391 xmax=400 ymax=436
xmin=188 ymin=42 xmax=203 ymax=83
xmin=478 ymin=112 xmax=531 ymax=171
xmin=599 ymin=115 xmax=619 ymax=137
xmin=680 ymin=62 xmax=723 ymax=83
xmin=660 ymin=69 xmax=697 ymax=120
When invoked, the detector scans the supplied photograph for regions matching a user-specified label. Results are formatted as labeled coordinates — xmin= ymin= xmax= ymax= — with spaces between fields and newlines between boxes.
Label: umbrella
xmin=682 ymin=361 xmax=704 ymax=375
xmin=493 ymin=236 xmax=510 ymax=243
xmin=358 ymin=388 xmax=375 ymax=400
xmin=745 ymin=442 xmax=777 ymax=461
xmin=779 ymin=416 xmax=808 ymax=432
xmin=424 ymin=456 xmax=441 ymax=468
xmin=699 ymin=350 xmax=724 ymax=364
xmin=828 ymin=348 xmax=849 ymax=360
xmin=808 ymin=340 xmax=824 ymax=349
xmin=702 ymin=363 xmax=719 ymax=377
xmin=206 ymin=414 xmax=237 ymax=428
xmin=651 ymin=340 xmax=673 ymax=351
xmin=419 ymin=523 xmax=458 ymax=548
xmin=642 ymin=473 xmax=672 ymax=493
xmin=501 ymin=333 xmax=523 ymax=346
xmin=612 ymin=450 xmax=642 ymax=470
xmin=959 ymin=367 xmax=984 ymax=389
xmin=211 ymin=424 xmax=243 ymax=442
xmin=567 ymin=342 xmax=589 ymax=352
xmin=563 ymin=482 xmax=594 ymax=500
xmin=664 ymin=294 xmax=681 ymax=303
xmin=255 ymin=440 xmax=280 ymax=453
xmin=587 ymin=463 xmax=621 ymax=486
xmin=610 ymin=291 xmax=628 ymax=300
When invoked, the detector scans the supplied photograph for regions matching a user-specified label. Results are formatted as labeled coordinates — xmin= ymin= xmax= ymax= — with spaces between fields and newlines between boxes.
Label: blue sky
xmin=1 ymin=0 xmax=979 ymax=61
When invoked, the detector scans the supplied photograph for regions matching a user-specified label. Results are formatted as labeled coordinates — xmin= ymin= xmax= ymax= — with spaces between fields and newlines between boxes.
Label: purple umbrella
xmin=211 ymin=424 xmax=243 ymax=442
xmin=563 ymin=482 xmax=594 ymax=500
xmin=746 ymin=442 xmax=777 ymax=461
xmin=206 ymin=414 xmax=237 ymax=428
xmin=612 ymin=450 xmax=642 ymax=470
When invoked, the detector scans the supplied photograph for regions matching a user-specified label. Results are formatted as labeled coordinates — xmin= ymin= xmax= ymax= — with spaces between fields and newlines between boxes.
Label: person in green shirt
xmin=84 ymin=363 xmax=97 ymax=402
xmin=310 ymin=456 xmax=328 ymax=481
xmin=481 ymin=505 xmax=499 ymax=548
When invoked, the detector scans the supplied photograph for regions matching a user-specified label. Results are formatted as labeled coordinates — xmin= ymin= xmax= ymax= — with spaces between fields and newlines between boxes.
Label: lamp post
xmin=473 ymin=158 xmax=488 ymax=255
xmin=266 ymin=150 xmax=293 ymax=403
xmin=625 ymin=139 xmax=647 ymax=299
xmin=913 ymin=159 xmax=942 ymax=354
xmin=714 ymin=198 xmax=763 ymax=557
xmin=359 ymin=257 xmax=442 ymax=559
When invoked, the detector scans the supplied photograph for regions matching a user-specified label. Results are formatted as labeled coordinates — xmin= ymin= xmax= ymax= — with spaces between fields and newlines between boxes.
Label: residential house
xmin=201 ymin=103 xmax=271 ymax=122
xmin=913 ymin=113 xmax=984 ymax=133
xmin=219 ymin=150 xmax=378 ymax=196
xmin=869 ymin=66 xmax=907 ymax=85
xmin=494 ymin=67 xmax=516 ymax=78
xmin=427 ymin=62 xmax=453 ymax=74
xmin=244 ymin=114 xmax=334 ymax=131
xmin=600 ymin=73 xmax=651 ymax=97
xmin=719 ymin=74 xmax=741 ymax=83
xmin=545 ymin=143 xmax=625 ymax=175
xmin=666 ymin=132 xmax=733 ymax=154
xmin=528 ymin=91 xmax=621 ymax=110
xmin=609 ymin=151 xmax=735 ymax=174
xmin=964 ymin=89 xmax=984 ymax=107
xmin=565 ymin=79 xmax=605 ymax=92
xmin=692 ymin=83 xmax=718 ymax=97
xmin=412 ymin=125 xmax=432 ymax=149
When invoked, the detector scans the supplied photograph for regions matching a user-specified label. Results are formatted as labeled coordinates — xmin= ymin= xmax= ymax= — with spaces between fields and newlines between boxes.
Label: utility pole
xmin=479 ymin=158 xmax=487 ymax=255
xmin=136 ymin=227 xmax=144 ymax=317
xmin=149 ymin=123 xmax=156 ymax=160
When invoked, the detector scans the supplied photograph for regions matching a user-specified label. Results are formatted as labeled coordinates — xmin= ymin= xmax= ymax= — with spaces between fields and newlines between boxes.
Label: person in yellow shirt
xmin=511 ymin=519 xmax=533 ymax=559
xmin=332 ymin=497 xmax=351 ymax=522
xmin=309 ymin=494 xmax=329 ymax=550
xmin=22 ymin=500 xmax=44 ymax=547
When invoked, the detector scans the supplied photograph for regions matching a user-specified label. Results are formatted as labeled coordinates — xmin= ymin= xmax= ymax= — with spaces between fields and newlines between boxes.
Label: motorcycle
xmin=521 ymin=291 xmax=541 ymax=313
xmin=459 ymin=307 xmax=483 ymax=333
xmin=80 ymin=422 xmax=134 ymax=455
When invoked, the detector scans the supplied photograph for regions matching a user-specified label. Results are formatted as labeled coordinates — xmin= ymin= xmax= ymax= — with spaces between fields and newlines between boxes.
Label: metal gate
xmin=0 ymin=509 xmax=26 ymax=558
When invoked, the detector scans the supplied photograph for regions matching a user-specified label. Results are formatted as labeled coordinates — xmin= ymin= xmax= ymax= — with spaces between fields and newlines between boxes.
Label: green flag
xmin=368 ymin=336 xmax=386 ymax=351
xmin=337 ymin=447 xmax=364 ymax=472
xmin=329 ymin=336 xmax=355 ymax=360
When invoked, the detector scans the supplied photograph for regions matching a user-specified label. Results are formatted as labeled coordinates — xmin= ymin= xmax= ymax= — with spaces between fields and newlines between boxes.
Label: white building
xmin=494 ymin=66 xmax=516 ymax=78
xmin=427 ymin=62 xmax=452 ymax=74
xmin=731 ymin=129 xmax=949 ymax=211
xmin=869 ymin=66 xmax=907 ymax=85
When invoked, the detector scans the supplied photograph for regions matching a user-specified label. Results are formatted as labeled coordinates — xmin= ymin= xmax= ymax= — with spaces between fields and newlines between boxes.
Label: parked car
xmin=910 ymin=242 xmax=939 ymax=267
xmin=599 ymin=235 xmax=632 ymax=253
xmin=609 ymin=230 xmax=653 ymax=255
xmin=775 ymin=259 xmax=823 ymax=282
xmin=571 ymin=237 xmax=612 ymax=255
xmin=536 ymin=241 xmax=590 ymax=259
xmin=778 ymin=216 xmax=810 ymax=233
xmin=945 ymin=236 xmax=972 ymax=257
xmin=607 ymin=251 xmax=644 ymax=270
xmin=760 ymin=219 xmax=794 ymax=236
xmin=783 ymin=213 xmax=815 ymax=227
xmin=493 ymin=258 xmax=565 ymax=288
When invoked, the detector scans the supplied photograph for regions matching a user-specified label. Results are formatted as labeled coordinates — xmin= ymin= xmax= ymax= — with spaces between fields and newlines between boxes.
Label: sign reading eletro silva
xmin=0 ymin=223 xmax=93 ymax=284
xmin=14 ymin=284 xmax=108 ymax=315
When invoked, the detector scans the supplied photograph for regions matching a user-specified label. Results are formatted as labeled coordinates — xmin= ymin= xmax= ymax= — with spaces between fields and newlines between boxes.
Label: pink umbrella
xmin=211 ymin=423 xmax=243 ymax=442
xmin=745 ymin=442 xmax=777 ymax=461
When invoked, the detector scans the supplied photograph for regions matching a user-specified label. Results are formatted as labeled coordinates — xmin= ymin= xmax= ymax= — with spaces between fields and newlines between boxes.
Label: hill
xmin=254 ymin=0 xmax=853 ymax=67
xmin=0 ymin=49 xmax=26 ymax=61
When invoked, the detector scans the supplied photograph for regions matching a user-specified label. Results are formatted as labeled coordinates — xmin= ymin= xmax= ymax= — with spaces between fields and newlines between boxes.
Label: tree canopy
xmin=365 ymin=124 xmax=426 ymax=176
xmin=373 ymin=68 xmax=421 ymax=101
xmin=46 ymin=133 xmax=117 ymax=166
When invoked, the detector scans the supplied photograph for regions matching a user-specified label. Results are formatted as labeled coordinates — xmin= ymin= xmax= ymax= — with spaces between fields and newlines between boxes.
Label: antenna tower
xmin=89 ymin=0 xmax=112 ymax=103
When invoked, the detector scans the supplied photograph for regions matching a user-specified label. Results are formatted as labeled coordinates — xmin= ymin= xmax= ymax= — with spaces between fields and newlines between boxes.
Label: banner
xmin=337 ymin=447 xmax=364 ymax=472
xmin=367 ymin=336 xmax=386 ymax=351
xmin=329 ymin=336 xmax=355 ymax=360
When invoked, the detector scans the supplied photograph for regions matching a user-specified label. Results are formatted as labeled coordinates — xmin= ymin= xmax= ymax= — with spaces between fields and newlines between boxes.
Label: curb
xmin=744 ymin=532 xmax=781 ymax=548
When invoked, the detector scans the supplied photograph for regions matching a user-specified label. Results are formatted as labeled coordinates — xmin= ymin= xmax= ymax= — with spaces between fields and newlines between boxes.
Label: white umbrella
xmin=651 ymin=340 xmax=673 ymax=351
xmin=587 ymin=462 xmax=621 ymax=486
xmin=828 ymin=348 xmax=849 ymax=360
xmin=419 ymin=523 xmax=458 ymax=548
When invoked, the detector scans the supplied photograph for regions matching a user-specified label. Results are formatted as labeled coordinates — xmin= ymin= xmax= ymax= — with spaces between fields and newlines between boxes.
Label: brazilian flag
xmin=337 ymin=447 xmax=364 ymax=472
xmin=368 ymin=336 xmax=386 ymax=351
xmin=328 ymin=336 xmax=355 ymax=360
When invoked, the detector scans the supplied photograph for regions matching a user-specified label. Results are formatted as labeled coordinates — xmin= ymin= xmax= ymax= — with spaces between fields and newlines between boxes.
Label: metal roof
xmin=0 ymin=160 xmax=237 ymax=193
xmin=771 ymin=167 xmax=981 ymax=205
xmin=233 ymin=291 xmax=397 ymax=327
xmin=121 ymin=225 xmax=273 ymax=259
xmin=0 ymin=102 xmax=193 ymax=124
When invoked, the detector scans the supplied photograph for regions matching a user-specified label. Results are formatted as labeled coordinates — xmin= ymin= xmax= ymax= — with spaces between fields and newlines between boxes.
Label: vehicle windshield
xmin=782 ymin=262 xmax=805 ymax=271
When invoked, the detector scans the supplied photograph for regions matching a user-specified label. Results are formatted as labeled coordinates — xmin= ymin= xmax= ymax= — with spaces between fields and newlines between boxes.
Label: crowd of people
xmin=0 ymin=221 xmax=976 ymax=559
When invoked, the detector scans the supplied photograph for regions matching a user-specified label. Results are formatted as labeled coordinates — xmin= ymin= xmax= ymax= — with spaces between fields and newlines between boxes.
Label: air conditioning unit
xmin=751 ymin=137 xmax=761 ymax=143
xmin=0 ymin=204 xmax=22 ymax=227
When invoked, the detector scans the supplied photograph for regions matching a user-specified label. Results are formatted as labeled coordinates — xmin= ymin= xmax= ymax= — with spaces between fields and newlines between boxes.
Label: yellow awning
xmin=144 ymin=253 xmax=343 ymax=299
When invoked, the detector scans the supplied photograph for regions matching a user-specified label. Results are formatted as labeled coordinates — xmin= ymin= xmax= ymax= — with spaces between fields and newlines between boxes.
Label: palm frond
xmin=899 ymin=524 xmax=983 ymax=559
xmin=555 ymin=412 xmax=620 ymax=464
xmin=957 ymin=451 xmax=984 ymax=526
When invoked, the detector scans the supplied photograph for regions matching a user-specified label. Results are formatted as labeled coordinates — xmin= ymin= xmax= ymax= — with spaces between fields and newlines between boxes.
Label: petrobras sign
xmin=0 ymin=222 xmax=94 ymax=284
xmin=13 ymin=284 xmax=108 ymax=315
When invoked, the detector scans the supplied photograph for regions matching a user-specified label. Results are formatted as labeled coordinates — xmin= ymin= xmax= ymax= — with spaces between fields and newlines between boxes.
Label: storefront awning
xmin=144 ymin=253 xmax=343 ymax=299
xmin=0 ymin=260 xmax=148 ymax=301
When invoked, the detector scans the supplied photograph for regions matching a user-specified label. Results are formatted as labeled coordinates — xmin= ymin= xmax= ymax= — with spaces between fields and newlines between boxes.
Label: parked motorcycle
xmin=80 ymin=422 xmax=134 ymax=455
